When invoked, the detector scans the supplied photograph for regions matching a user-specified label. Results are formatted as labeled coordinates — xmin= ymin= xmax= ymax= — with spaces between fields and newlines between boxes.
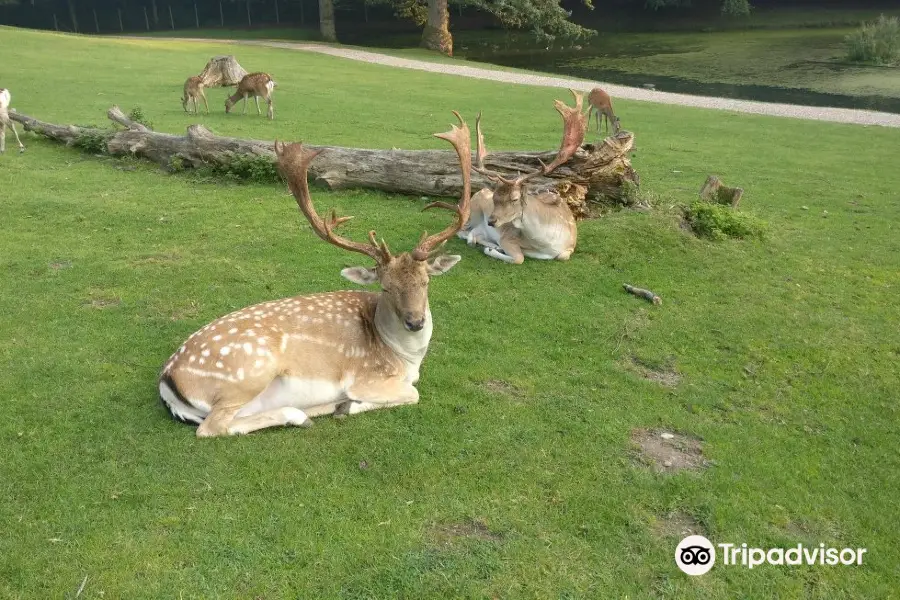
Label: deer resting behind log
xmin=225 ymin=72 xmax=277 ymax=120
xmin=457 ymin=89 xmax=587 ymax=264
xmin=158 ymin=112 xmax=473 ymax=437
xmin=0 ymin=88 xmax=25 ymax=154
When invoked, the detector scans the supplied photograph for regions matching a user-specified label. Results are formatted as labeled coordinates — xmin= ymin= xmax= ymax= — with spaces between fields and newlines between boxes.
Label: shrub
xmin=721 ymin=0 xmax=752 ymax=18
xmin=127 ymin=106 xmax=154 ymax=130
xmin=845 ymin=15 xmax=900 ymax=65
xmin=73 ymin=130 xmax=110 ymax=154
xmin=209 ymin=153 xmax=280 ymax=184
xmin=683 ymin=200 xmax=766 ymax=241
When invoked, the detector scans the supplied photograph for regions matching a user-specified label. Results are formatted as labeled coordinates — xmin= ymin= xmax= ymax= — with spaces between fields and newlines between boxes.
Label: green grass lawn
xmin=1 ymin=25 xmax=899 ymax=599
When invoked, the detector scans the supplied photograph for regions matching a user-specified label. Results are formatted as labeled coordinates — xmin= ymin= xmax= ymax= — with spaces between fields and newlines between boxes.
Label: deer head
xmin=273 ymin=113 xmax=471 ymax=332
xmin=475 ymin=90 xmax=587 ymax=227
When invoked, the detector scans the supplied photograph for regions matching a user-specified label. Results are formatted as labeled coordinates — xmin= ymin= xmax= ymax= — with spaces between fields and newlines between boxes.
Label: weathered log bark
xmin=199 ymin=55 xmax=249 ymax=88
xmin=9 ymin=108 xmax=639 ymax=207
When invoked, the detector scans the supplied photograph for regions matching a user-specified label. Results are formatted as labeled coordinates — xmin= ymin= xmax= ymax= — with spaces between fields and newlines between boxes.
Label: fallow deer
xmin=225 ymin=72 xmax=277 ymax=120
xmin=157 ymin=112 xmax=472 ymax=437
xmin=181 ymin=75 xmax=209 ymax=115
xmin=587 ymin=87 xmax=620 ymax=136
xmin=0 ymin=88 xmax=25 ymax=154
xmin=457 ymin=90 xmax=587 ymax=265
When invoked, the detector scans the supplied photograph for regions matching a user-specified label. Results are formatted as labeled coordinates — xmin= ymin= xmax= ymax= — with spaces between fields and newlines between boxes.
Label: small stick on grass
xmin=75 ymin=575 xmax=88 ymax=598
xmin=623 ymin=283 xmax=662 ymax=305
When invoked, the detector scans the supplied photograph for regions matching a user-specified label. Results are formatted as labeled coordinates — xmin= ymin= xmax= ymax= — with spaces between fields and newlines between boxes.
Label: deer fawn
xmin=181 ymin=75 xmax=209 ymax=115
xmin=225 ymin=72 xmax=277 ymax=120
xmin=457 ymin=90 xmax=587 ymax=264
xmin=158 ymin=112 xmax=472 ymax=437
xmin=587 ymin=87 xmax=620 ymax=136
xmin=0 ymin=88 xmax=25 ymax=154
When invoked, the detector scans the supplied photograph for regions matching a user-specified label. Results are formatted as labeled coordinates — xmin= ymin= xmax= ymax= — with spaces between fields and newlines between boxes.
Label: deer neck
xmin=374 ymin=294 xmax=433 ymax=383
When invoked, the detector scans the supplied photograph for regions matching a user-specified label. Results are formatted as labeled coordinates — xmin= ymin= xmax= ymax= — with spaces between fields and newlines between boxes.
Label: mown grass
xmin=1 ymin=25 xmax=899 ymax=599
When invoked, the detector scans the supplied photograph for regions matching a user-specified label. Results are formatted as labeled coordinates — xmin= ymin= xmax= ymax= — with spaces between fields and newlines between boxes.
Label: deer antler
xmin=411 ymin=111 xmax=472 ymax=261
xmin=472 ymin=111 xmax=517 ymax=186
xmin=476 ymin=90 xmax=588 ymax=188
xmin=274 ymin=140 xmax=391 ymax=264
xmin=539 ymin=88 xmax=588 ymax=174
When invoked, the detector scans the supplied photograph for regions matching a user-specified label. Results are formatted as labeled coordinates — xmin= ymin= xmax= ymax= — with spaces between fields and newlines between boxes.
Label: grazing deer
xmin=157 ymin=113 xmax=472 ymax=437
xmin=181 ymin=75 xmax=209 ymax=115
xmin=457 ymin=90 xmax=587 ymax=265
xmin=587 ymin=87 xmax=620 ymax=136
xmin=225 ymin=72 xmax=277 ymax=120
xmin=0 ymin=88 xmax=25 ymax=154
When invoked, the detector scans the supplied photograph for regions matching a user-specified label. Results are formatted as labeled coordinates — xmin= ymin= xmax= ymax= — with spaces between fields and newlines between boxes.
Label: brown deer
xmin=587 ymin=87 xmax=620 ymax=136
xmin=225 ymin=72 xmax=277 ymax=120
xmin=157 ymin=112 xmax=472 ymax=437
xmin=457 ymin=90 xmax=587 ymax=265
xmin=0 ymin=88 xmax=25 ymax=154
xmin=181 ymin=75 xmax=209 ymax=115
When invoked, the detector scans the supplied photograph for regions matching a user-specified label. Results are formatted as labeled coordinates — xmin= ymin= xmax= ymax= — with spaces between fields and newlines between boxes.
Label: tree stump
xmin=199 ymin=55 xmax=249 ymax=88
xmin=699 ymin=175 xmax=744 ymax=208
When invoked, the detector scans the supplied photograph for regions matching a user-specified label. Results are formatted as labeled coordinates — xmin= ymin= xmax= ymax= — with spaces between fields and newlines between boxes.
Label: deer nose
xmin=404 ymin=316 xmax=425 ymax=332
xmin=488 ymin=217 xmax=497 ymax=227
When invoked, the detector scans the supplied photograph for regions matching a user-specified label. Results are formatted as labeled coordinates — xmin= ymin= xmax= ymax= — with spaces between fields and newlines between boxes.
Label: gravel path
xmin=145 ymin=37 xmax=900 ymax=128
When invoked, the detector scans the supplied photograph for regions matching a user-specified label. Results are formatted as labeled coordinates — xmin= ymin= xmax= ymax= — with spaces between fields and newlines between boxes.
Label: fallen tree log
xmin=10 ymin=107 xmax=639 ymax=209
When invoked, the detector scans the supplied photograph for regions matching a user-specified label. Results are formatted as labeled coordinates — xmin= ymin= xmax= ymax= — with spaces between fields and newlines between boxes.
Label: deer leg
xmin=9 ymin=120 xmax=21 ymax=152
xmin=241 ymin=94 xmax=249 ymax=115
xmin=201 ymin=91 xmax=209 ymax=115
xmin=345 ymin=379 xmax=419 ymax=410
xmin=484 ymin=236 xmax=525 ymax=264
xmin=225 ymin=407 xmax=313 ymax=435
xmin=0 ymin=122 xmax=5 ymax=154
xmin=254 ymin=96 xmax=261 ymax=115
xmin=266 ymin=97 xmax=274 ymax=120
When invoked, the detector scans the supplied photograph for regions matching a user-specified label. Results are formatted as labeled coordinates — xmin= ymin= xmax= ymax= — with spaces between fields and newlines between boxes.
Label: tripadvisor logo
xmin=675 ymin=536 xmax=867 ymax=576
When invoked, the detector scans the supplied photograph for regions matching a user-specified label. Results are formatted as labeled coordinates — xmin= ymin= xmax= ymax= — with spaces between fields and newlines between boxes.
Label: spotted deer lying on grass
xmin=225 ymin=72 xmax=277 ymax=120
xmin=457 ymin=90 xmax=588 ymax=264
xmin=181 ymin=75 xmax=209 ymax=115
xmin=158 ymin=113 xmax=472 ymax=437
xmin=0 ymin=88 xmax=25 ymax=154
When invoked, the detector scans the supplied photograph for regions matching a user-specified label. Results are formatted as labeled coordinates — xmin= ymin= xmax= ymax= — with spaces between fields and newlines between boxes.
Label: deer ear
xmin=341 ymin=266 xmax=379 ymax=285
xmin=426 ymin=254 xmax=461 ymax=276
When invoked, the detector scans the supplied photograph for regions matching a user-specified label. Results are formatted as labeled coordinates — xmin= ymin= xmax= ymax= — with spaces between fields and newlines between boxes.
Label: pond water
xmin=465 ymin=53 xmax=900 ymax=114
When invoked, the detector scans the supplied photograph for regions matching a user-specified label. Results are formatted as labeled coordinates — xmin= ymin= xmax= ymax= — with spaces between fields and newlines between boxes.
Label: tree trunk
xmin=143 ymin=6 xmax=150 ymax=30
xmin=53 ymin=13 xmax=59 ymax=31
xmin=318 ymin=0 xmax=336 ymax=42
xmin=151 ymin=0 xmax=159 ymax=24
xmin=168 ymin=4 xmax=174 ymax=29
xmin=9 ymin=108 xmax=639 ymax=209
xmin=67 ymin=0 xmax=78 ymax=32
xmin=246 ymin=0 xmax=251 ymax=26
xmin=93 ymin=8 xmax=100 ymax=32
xmin=299 ymin=0 xmax=304 ymax=24
xmin=219 ymin=1 xmax=224 ymax=26
xmin=274 ymin=0 xmax=279 ymax=24
xmin=194 ymin=2 xmax=199 ymax=27
xmin=118 ymin=8 xmax=124 ymax=31
xmin=421 ymin=0 xmax=452 ymax=56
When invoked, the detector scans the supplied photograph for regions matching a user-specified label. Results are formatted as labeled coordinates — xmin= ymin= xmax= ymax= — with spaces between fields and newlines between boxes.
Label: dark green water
xmin=466 ymin=53 xmax=900 ymax=114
